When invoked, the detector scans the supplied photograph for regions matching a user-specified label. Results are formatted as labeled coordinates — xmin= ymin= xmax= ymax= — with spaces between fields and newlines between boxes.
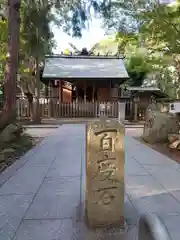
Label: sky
xmin=52 ymin=17 xmax=107 ymax=53
xmin=51 ymin=0 xmax=177 ymax=54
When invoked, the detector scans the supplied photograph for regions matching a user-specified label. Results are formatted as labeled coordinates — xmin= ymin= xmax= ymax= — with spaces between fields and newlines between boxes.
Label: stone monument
xmin=86 ymin=118 xmax=125 ymax=228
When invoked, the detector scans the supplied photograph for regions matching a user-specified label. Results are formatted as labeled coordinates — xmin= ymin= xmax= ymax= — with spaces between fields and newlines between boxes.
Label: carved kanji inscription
xmin=86 ymin=119 xmax=125 ymax=228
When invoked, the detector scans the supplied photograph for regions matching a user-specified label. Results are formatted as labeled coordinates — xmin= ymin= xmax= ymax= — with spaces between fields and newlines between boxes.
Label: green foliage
xmin=21 ymin=1 xmax=55 ymax=58
xmin=101 ymin=0 xmax=156 ymax=33
xmin=136 ymin=2 xmax=180 ymax=96
xmin=140 ymin=3 xmax=180 ymax=54
xmin=0 ymin=19 xmax=7 ymax=83
xmin=63 ymin=48 xmax=71 ymax=55
xmin=157 ymin=67 xmax=180 ymax=98
xmin=54 ymin=0 xmax=106 ymax=37
xmin=125 ymin=46 xmax=155 ymax=86
xmin=0 ymin=0 xmax=107 ymax=93
xmin=91 ymin=36 xmax=118 ymax=55
xmin=99 ymin=0 xmax=180 ymax=96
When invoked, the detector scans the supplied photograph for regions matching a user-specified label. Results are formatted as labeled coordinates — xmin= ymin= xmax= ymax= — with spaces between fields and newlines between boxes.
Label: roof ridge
xmin=45 ymin=54 xmax=124 ymax=59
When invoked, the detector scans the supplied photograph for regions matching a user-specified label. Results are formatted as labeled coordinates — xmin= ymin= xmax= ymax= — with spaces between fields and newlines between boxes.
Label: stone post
xmin=86 ymin=118 xmax=125 ymax=228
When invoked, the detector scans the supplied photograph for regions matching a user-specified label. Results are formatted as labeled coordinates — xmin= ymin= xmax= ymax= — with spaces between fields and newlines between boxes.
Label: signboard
xmin=159 ymin=0 xmax=176 ymax=4
xmin=169 ymin=102 xmax=180 ymax=114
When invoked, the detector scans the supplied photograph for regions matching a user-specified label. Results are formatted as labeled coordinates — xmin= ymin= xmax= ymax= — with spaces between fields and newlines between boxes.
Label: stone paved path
xmin=0 ymin=124 xmax=180 ymax=239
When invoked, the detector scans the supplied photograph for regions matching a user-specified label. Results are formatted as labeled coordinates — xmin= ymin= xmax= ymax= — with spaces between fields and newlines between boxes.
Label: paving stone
xmin=143 ymin=165 xmax=180 ymax=192
xmin=125 ymin=226 xmax=138 ymax=240
xmin=0 ymin=124 xmax=180 ymax=239
xmin=124 ymin=196 xmax=138 ymax=227
xmin=14 ymin=218 xmax=130 ymax=240
xmin=125 ymin=175 xmax=166 ymax=199
xmin=25 ymin=177 xmax=80 ymax=219
xmin=0 ymin=194 xmax=34 ymax=240
xmin=130 ymin=191 xmax=180 ymax=216
xmin=47 ymin=163 xmax=81 ymax=177
xmin=125 ymin=158 xmax=150 ymax=176
xmin=0 ymin=166 xmax=49 ymax=195
xmin=160 ymin=215 xmax=180 ymax=240
xmin=13 ymin=219 xmax=75 ymax=240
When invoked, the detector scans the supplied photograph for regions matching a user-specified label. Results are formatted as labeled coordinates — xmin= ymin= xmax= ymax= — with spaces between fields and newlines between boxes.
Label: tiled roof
xmin=42 ymin=55 xmax=129 ymax=79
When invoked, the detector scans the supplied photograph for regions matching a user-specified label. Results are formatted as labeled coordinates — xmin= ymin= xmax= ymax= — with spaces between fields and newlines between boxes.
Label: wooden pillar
xmin=76 ymin=86 xmax=78 ymax=102
xmin=130 ymin=99 xmax=133 ymax=121
xmin=48 ymin=82 xmax=52 ymax=117
xmin=134 ymin=101 xmax=138 ymax=122
xmin=134 ymin=97 xmax=139 ymax=122
xmin=45 ymin=85 xmax=48 ymax=97
xmin=84 ymin=80 xmax=86 ymax=103
xmin=59 ymin=81 xmax=62 ymax=102
xmin=92 ymin=82 xmax=95 ymax=102
xmin=110 ymin=79 xmax=112 ymax=100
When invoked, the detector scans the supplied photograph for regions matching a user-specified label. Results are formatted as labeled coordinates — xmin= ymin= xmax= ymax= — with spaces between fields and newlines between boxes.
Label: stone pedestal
xmin=86 ymin=119 xmax=125 ymax=228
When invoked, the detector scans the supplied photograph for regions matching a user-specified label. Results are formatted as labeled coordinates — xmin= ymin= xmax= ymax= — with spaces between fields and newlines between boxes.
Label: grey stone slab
xmin=24 ymin=150 xmax=57 ymax=167
xmin=144 ymin=164 xmax=180 ymax=173
xmin=0 ymin=194 xmax=34 ymax=240
xmin=72 ymin=221 xmax=127 ymax=240
xmin=169 ymin=190 xmax=180 ymax=203
xmin=144 ymin=165 xmax=180 ymax=191
xmin=14 ymin=218 xmax=127 ymax=240
xmin=25 ymin=193 xmax=80 ymax=220
xmin=54 ymin=146 xmax=83 ymax=162
xmin=47 ymin=162 xmax=81 ymax=177
xmin=160 ymin=215 xmax=180 ymax=240
xmin=128 ymin=138 xmax=174 ymax=165
xmin=133 ymin=152 xmax=173 ymax=165
xmin=130 ymin=191 xmax=180 ymax=215
xmin=125 ymin=226 xmax=138 ymax=240
xmin=125 ymin=158 xmax=150 ymax=176
xmin=13 ymin=219 xmax=75 ymax=240
xmin=0 ymin=141 xmax=46 ymax=187
xmin=37 ymin=176 xmax=80 ymax=194
xmin=125 ymin=195 xmax=138 ymax=227
xmin=0 ymin=166 xmax=49 ymax=195
xmin=51 ymin=151 xmax=82 ymax=165
xmin=25 ymin=177 xmax=80 ymax=219
xmin=125 ymin=175 xmax=165 ymax=199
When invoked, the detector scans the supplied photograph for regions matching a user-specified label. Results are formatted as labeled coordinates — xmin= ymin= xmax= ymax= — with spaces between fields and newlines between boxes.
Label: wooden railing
xmin=16 ymin=97 xmax=120 ymax=119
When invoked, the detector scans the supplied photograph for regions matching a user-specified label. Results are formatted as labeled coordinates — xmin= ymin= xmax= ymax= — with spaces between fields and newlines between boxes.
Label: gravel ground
xmin=125 ymin=127 xmax=143 ymax=137
xmin=25 ymin=128 xmax=57 ymax=138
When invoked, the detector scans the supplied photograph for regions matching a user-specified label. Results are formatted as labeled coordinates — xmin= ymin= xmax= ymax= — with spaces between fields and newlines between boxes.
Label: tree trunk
xmin=0 ymin=0 xmax=21 ymax=130
xmin=32 ymin=56 xmax=41 ymax=123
